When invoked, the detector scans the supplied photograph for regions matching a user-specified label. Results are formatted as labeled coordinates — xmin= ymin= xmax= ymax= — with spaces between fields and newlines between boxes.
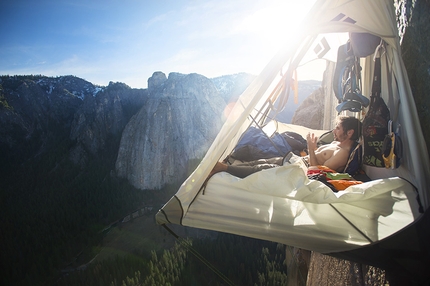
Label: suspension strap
xmin=162 ymin=224 xmax=236 ymax=286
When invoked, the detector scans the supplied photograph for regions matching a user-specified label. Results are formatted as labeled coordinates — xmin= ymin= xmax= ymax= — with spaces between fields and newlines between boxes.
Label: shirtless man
xmin=211 ymin=116 xmax=361 ymax=178
xmin=306 ymin=116 xmax=360 ymax=172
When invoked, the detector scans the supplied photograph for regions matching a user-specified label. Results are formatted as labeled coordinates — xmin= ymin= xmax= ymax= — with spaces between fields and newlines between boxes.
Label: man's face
xmin=333 ymin=123 xmax=348 ymax=142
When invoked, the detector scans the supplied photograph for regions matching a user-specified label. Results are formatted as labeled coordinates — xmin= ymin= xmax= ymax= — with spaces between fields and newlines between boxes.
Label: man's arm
xmin=306 ymin=133 xmax=319 ymax=166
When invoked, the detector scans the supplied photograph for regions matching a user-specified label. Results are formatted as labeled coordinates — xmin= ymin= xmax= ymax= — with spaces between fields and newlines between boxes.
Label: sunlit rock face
xmin=291 ymin=87 xmax=325 ymax=130
xmin=115 ymin=72 xmax=226 ymax=190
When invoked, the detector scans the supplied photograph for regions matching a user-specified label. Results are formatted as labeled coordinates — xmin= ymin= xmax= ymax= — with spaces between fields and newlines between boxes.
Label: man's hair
xmin=337 ymin=116 xmax=362 ymax=141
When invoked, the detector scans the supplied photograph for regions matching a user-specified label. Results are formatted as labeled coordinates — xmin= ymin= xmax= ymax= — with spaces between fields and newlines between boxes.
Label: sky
xmin=0 ymin=0 xmax=318 ymax=88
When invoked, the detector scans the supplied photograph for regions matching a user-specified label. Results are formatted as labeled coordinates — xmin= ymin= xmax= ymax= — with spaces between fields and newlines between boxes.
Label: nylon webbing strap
xmin=372 ymin=57 xmax=381 ymax=97
xmin=162 ymin=224 xmax=236 ymax=286
xmin=329 ymin=204 xmax=373 ymax=244
xmin=384 ymin=52 xmax=400 ymax=123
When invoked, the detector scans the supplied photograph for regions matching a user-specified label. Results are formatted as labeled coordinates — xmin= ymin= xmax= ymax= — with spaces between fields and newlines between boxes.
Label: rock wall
xmin=398 ymin=0 xmax=430 ymax=157
xmin=291 ymin=87 xmax=325 ymax=129
xmin=115 ymin=72 xmax=226 ymax=190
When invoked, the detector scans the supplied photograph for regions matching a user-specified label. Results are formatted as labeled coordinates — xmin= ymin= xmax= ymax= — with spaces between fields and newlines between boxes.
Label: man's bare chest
xmin=315 ymin=144 xmax=341 ymax=162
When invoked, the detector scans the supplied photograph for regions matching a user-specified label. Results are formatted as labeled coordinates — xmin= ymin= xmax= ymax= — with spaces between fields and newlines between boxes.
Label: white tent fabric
xmin=156 ymin=0 xmax=430 ymax=254
xmin=183 ymin=155 xmax=420 ymax=253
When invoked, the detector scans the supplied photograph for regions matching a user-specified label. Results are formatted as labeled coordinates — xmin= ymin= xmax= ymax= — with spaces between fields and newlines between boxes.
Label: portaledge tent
xmin=156 ymin=0 xmax=430 ymax=281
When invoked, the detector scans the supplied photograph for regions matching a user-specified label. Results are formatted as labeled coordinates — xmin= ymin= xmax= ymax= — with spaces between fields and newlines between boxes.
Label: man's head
xmin=333 ymin=116 xmax=362 ymax=142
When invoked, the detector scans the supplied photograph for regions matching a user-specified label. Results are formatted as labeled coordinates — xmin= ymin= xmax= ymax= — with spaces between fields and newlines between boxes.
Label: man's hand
xmin=307 ymin=133 xmax=319 ymax=167
xmin=306 ymin=133 xmax=318 ymax=151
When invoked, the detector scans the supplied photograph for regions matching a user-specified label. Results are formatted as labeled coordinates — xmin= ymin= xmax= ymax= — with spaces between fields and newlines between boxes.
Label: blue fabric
xmin=233 ymin=127 xmax=292 ymax=160
xmin=344 ymin=141 xmax=362 ymax=175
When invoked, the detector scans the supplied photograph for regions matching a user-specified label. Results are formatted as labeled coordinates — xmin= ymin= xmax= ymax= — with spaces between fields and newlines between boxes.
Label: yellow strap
xmin=382 ymin=133 xmax=396 ymax=169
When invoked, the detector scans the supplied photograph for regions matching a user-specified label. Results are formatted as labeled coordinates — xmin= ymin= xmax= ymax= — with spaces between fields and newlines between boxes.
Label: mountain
xmin=115 ymin=72 xmax=228 ymax=190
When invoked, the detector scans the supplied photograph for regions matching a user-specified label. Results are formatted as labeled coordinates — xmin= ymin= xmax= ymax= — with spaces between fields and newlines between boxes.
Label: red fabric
xmin=307 ymin=166 xmax=362 ymax=191
xmin=306 ymin=166 xmax=336 ymax=177
xmin=327 ymin=180 xmax=363 ymax=190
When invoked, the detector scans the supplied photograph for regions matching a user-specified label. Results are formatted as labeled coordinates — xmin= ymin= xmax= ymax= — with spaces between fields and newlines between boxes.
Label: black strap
xmin=372 ymin=57 xmax=382 ymax=97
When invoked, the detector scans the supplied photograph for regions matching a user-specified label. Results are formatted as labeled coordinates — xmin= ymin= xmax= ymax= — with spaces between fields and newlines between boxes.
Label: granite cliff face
xmin=398 ymin=0 xmax=430 ymax=155
xmin=69 ymin=81 xmax=147 ymax=165
xmin=115 ymin=72 xmax=226 ymax=190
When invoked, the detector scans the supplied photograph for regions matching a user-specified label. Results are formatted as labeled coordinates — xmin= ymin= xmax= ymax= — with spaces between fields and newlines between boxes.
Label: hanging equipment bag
xmin=362 ymin=57 xmax=390 ymax=167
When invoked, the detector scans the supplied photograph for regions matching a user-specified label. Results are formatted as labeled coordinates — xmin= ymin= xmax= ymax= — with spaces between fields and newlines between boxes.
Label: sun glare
xmin=238 ymin=1 xmax=315 ymax=49
xmin=233 ymin=0 xmax=317 ymax=77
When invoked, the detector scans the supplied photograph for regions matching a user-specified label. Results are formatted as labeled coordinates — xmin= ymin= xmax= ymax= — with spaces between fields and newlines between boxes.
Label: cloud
xmin=142 ymin=13 xmax=169 ymax=30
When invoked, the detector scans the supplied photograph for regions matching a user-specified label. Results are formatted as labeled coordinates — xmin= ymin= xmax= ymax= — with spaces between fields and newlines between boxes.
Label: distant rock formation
xmin=147 ymin=71 xmax=167 ymax=93
xmin=69 ymin=81 xmax=147 ymax=165
xmin=291 ymin=87 xmax=325 ymax=129
xmin=115 ymin=72 xmax=226 ymax=190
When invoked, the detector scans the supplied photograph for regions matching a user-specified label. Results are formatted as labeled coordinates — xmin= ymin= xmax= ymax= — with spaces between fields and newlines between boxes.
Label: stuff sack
xmin=230 ymin=127 xmax=292 ymax=162
xmin=282 ymin=131 xmax=307 ymax=155
xmin=349 ymin=32 xmax=381 ymax=58
xmin=362 ymin=95 xmax=390 ymax=167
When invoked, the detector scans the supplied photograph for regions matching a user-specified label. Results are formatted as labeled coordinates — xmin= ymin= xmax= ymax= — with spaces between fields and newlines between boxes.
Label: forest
xmin=56 ymin=233 xmax=288 ymax=286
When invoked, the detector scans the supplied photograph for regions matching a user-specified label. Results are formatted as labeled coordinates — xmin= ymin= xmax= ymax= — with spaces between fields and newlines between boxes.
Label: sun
xmin=233 ymin=0 xmax=317 ymax=75
xmin=240 ymin=1 xmax=315 ymax=48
